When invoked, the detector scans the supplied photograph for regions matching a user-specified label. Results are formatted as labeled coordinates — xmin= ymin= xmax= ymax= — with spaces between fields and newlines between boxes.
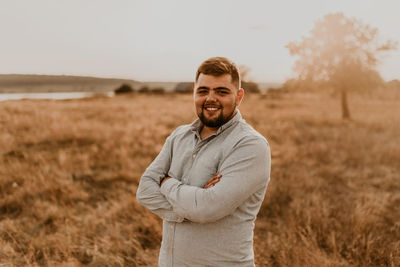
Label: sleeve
xmin=136 ymin=134 xmax=185 ymax=222
xmin=159 ymin=137 xmax=270 ymax=224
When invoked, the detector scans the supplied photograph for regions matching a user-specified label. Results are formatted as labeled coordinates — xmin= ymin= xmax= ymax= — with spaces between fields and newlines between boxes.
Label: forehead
xmin=195 ymin=74 xmax=235 ymax=89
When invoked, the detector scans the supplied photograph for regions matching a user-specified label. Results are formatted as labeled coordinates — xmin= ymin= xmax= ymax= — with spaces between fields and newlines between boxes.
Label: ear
xmin=236 ymin=88 xmax=244 ymax=106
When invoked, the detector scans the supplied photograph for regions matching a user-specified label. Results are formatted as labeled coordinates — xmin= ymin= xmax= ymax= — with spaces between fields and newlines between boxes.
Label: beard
xmin=199 ymin=111 xmax=226 ymax=128
xmin=198 ymin=102 xmax=237 ymax=128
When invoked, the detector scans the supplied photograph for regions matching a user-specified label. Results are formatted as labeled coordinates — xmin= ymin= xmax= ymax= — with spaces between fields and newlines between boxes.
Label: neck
xmin=200 ymin=125 xmax=218 ymax=140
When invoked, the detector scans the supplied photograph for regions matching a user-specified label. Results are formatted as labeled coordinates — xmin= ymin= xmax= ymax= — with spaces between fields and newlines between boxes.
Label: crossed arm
xmin=161 ymin=173 xmax=221 ymax=188
xmin=159 ymin=138 xmax=270 ymax=223
xmin=136 ymin=135 xmax=270 ymax=224
xmin=136 ymin=136 xmax=185 ymax=222
xmin=135 ymin=134 xmax=219 ymax=222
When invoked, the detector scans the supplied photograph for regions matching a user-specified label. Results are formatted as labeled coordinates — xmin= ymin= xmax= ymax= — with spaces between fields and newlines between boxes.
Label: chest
xmin=169 ymin=136 xmax=223 ymax=187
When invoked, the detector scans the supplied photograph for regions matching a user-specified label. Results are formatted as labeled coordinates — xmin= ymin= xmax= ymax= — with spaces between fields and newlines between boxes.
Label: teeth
xmin=206 ymin=108 xmax=218 ymax=111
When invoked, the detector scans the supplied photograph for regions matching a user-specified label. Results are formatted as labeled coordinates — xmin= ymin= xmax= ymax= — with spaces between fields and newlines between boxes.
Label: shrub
xmin=151 ymin=87 xmax=165 ymax=94
xmin=114 ymin=84 xmax=134 ymax=94
xmin=174 ymin=82 xmax=193 ymax=94
xmin=242 ymin=81 xmax=260 ymax=94
xmin=138 ymin=86 xmax=150 ymax=94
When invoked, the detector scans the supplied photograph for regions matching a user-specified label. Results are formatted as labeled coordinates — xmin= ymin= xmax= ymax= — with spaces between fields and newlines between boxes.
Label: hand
xmin=204 ymin=173 xmax=222 ymax=189
xmin=160 ymin=176 xmax=170 ymax=186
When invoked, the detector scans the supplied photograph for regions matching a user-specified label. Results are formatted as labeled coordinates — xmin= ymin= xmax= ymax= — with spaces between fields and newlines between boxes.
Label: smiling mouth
xmin=203 ymin=103 xmax=221 ymax=111
xmin=204 ymin=107 xmax=220 ymax=111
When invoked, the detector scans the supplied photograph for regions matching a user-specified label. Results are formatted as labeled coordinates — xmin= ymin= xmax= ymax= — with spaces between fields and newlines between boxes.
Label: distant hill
xmin=0 ymin=74 xmax=142 ymax=93
xmin=140 ymin=81 xmax=180 ymax=92
xmin=0 ymin=74 xmax=282 ymax=93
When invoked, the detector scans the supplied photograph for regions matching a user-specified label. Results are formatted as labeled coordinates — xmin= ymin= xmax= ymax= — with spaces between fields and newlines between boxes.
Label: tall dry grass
xmin=0 ymin=92 xmax=399 ymax=266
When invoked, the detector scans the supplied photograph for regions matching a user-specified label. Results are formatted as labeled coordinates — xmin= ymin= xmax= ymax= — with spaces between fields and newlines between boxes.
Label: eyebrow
xmin=196 ymin=86 xmax=231 ymax=91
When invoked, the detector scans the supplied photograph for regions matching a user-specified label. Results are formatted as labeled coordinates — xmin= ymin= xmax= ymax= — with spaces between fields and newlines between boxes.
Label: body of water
xmin=0 ymin=92 xmax=114 ymax=102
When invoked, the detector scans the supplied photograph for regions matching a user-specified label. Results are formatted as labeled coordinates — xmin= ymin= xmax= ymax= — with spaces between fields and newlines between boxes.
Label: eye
xmin=196 ymin=89 xmax=208 ymax=95
xmin=216 ymin=90 xmax=229 ymax=95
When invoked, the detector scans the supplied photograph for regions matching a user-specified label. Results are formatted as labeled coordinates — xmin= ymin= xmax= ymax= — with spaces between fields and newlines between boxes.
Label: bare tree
xmin=238 ymin=65 xmax=251 ymax=82
xmin=238 ymin=65 xmax=260 ymax=94
xmin=286 ymin=13 xmax=397 ymax=119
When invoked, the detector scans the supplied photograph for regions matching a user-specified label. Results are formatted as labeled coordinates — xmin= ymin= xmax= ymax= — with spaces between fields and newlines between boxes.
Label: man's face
xmin=194 ymin=74 xmax=244 ymax=128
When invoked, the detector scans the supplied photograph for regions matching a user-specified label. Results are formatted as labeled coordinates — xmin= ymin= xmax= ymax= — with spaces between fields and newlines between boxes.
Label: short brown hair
xmin=195 ymin=57 xmax=241 ymax=88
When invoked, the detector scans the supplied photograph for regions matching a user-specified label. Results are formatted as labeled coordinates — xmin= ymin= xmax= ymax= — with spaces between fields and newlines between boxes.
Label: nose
xmin=205 ymin=90 xmax=217 ymax=102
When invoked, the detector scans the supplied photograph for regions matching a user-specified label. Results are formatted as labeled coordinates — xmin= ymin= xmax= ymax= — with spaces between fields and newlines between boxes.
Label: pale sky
xmin=1 ymin=0 xmax=399 ymax=83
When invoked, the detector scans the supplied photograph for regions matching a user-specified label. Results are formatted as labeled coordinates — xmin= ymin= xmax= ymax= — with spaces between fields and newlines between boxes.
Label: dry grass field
xmin=0 ymin=91 xmax=399 ymax=266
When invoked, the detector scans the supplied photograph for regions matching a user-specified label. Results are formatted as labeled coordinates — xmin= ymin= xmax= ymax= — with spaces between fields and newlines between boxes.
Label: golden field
xmin=0 ymin=91 xmax=399 ymax=266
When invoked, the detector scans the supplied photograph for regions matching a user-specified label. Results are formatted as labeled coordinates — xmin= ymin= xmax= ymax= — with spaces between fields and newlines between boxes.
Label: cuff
xmin=164 ymin=212 xmax=185 ymax=223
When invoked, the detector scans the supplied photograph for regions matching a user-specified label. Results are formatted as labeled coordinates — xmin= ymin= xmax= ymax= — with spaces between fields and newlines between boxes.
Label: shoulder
xmin=166 ymin=123 xmax=192 ymax=142
xmin=219 ymin=119 xmax=270 ymax=162
xmin=219 ymin=120 xmax=271 ymax=170
xmin=232 ymin=120 xmax=269 ymax=149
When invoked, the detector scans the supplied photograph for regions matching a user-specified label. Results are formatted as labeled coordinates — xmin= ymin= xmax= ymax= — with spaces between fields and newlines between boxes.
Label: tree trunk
xmin=341 ymin=89 xmax=351 ymax=119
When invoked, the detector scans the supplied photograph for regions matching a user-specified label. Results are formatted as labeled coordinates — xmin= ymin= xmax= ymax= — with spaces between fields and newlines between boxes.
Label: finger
xmin=205 ymin=176 xmax=219 ymax=185
xmin=209 ymin=179 xmax=220 ymax=186
xmin=204 ymin=174 xmax=222 ymax=188
xmin=208 ymin=174 xmax=220 ymax=182
xmin=205 ymin=178 xmax=220 ymax=188
xmin=210 ymin=174 xmax=221 ymax=182
xmin=204 ymin=183 xmax=215 ymax=189
xmin=204 ymin=181 xmax=215 ymax=188
xmin=204 ymin=178 xmax=218 ymax=188
xmin=206 ymin=175 xmax=220 ymax=185
xmin=211 ymin=173 xmax=221 ymax=179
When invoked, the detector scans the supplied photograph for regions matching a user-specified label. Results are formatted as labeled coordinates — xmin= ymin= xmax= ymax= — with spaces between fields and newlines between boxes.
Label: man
xmin=136 ymin=57 xmax=271 ymax=266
